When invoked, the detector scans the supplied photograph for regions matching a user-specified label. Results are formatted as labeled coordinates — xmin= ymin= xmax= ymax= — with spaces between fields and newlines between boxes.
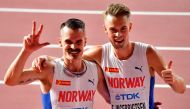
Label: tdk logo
xmin=115 ymin=92 xmax=140 ymax=101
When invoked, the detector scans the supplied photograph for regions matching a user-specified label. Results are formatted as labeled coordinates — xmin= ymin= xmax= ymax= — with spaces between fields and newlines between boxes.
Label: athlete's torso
xmin=101 ymin=42 xmax=155 ymax=109
xmin=42 ymin=58 xmax=98 ymax=109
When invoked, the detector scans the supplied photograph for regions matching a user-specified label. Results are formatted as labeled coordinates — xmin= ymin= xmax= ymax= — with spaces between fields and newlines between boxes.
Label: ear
xmin=103 ymin=25 xmax=108 ymax=34
xmin=129 ymin=22 xmax=133 ymax=32
xmin=84 ymin=36 xmax=87 ymax=47
xmin=58 ymin=37 xmax=62 ymax=47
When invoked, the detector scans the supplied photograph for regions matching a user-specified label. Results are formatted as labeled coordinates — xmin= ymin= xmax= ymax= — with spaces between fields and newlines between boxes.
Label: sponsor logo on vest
xmin=105 ymin=67 xmax=119 ymax=73
xmin=115 ymin=92 xmax=140 ymax=101
xmin=58 ymin=90 xmax=96 ymax=102
xmin=112 ymin=102 xmax=146 ymax=109
xmin=135 ymin=66 xmax=143 ymax=72
xmin=107 ymin=76 xmax=145 ymax=89
xmin=88 ymin=79 xmax=95 ymax=86
xmin=56 ymin=80 xmax=71 ymax=86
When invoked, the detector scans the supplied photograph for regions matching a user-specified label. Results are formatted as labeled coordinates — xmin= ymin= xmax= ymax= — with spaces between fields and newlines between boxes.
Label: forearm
xmin=4 ymin=48 xmax=32 ymax=85
xmin=97 ymin=66 xmax=110 ymax=103
xmin=97 ymin=83 xmax=110 ymax=104
xmin=170 ymin=75 xmax=186 ymax=93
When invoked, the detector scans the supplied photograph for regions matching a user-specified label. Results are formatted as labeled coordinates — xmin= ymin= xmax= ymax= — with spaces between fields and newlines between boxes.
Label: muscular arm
xmin=4 ymin=21 xmax=50 ymax=86
xmin=4 ymin=48 xmax=46 ymax=85
xmin=147 ymin=45 xmax=186 ymax=93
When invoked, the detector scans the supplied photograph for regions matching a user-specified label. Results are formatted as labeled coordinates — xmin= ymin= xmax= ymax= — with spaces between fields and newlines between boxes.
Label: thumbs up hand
xmin=161 ymin=61 xmax=176 ymax=85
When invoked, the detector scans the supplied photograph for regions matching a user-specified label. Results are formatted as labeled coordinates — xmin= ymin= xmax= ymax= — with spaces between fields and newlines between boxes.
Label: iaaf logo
xmin=115 ymin=92 xmax=140 ymax=101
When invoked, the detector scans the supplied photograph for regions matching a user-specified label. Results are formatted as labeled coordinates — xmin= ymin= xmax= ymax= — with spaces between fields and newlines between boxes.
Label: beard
xmin=66 ymin=48 xmax=82 ymax=59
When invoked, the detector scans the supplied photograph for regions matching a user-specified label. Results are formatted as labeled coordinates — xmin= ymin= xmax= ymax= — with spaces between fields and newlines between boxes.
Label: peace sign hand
xmin=23 ymin=21 xmax=50 ymax=53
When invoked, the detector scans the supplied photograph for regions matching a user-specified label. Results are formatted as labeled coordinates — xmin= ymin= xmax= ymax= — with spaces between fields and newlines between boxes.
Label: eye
xmin=109 ymin=28 xmax=117 ymax=33
xmin=64 ymin=40 xmax=72 ymax=44
xmin=76 ymin=40 xmax=82 ymax=45
xmin=121 ymin=26 xmax=127 ymax=32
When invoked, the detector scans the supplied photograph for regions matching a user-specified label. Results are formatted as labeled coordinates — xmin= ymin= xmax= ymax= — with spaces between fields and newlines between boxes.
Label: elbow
xmin=105 ymin=98 xmax=111 ymax=104
xmin=176 ymin=88 xmax=186 ymax=94
xmin=3 ymin=77 xmax=17 ymax=86
xmin=179 ymin=86 xmax=186 ymax=94
xmin=178 ymin=80 xmax=186 ymax=94
xmin=174 ymin=83 xmax=186 ymax=94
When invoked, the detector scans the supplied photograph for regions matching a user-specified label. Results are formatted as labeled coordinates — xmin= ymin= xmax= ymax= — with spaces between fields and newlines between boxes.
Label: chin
xmin=113 ymin=43 xmax=124 ymax=49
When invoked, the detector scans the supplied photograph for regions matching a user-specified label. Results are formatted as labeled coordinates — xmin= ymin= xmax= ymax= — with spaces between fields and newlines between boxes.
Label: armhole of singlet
xmin=149 ymin=76 xmax=155 ymax=109
xmin=101 ymin=44 xmax=105 ymax=67
xmin=142 ymin=43 xmax=155 ymax=109
xmin=41 ymin=92 xmax=52 ymax=109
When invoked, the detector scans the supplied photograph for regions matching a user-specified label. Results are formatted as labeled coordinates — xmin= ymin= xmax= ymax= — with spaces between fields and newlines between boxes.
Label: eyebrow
xmin=64 ymin=39 xmax=83 ymax=43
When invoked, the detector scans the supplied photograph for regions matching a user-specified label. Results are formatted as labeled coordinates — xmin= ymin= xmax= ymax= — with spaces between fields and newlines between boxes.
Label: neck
xmin=62 ymin=58 xmax=84 ymax=72
xmin=113 ymin=42 xmax=134 ymax=60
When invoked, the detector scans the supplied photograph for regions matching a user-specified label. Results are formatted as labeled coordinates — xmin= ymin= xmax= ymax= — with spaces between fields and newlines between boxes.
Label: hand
xmin=23 ymin=21 xmax=50 ymax=53
xmin=161 ymin=61 xmax=176 ymax=85
xmin=32 ymin=55 xmax=48 ymax=72
xmin=154 ymin=102 xmax=162 ymax=109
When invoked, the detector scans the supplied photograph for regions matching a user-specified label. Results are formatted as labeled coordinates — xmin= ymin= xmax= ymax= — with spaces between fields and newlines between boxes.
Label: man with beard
xmin=31 ymin=3 xmax=186 ymax=109
xmin=4 ymin=19 xmax=110 ymax=109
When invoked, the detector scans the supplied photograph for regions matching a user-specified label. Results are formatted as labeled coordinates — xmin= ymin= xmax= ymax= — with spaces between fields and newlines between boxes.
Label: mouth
xmin=114 ymin=39 xmax=124 ymax=43
xmin=67 ymin=49 xmax=81 ymax=54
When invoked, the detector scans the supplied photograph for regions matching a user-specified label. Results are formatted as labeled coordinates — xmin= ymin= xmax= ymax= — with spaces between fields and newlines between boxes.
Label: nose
xmin=115 ymin=32 xmax=121 ymax=37
xmin=70 ymin=44 xmax=76 ymax=49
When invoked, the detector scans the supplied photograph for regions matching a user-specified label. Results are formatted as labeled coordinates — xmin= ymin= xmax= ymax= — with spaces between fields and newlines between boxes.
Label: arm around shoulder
xmin=83 ymin=45 xmax=102 ymax=65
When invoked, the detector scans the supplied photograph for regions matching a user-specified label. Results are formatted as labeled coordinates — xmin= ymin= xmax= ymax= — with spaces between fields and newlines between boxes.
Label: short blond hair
xmin=104 ymin=3 xmax=131 ymax=18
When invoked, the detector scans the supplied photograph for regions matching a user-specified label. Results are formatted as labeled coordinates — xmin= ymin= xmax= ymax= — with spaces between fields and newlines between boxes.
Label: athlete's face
xmin=59 ymin=26 xmax=86 ymax=60
xmin=104 ymin=14 xmax=132 ymax=49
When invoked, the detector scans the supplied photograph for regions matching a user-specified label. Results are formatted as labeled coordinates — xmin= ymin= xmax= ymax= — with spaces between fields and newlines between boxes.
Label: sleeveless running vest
xmin=42 ymin=58 xmax=98 ymax=109
xmin=101 ymin=42 xmax=155 ymax=109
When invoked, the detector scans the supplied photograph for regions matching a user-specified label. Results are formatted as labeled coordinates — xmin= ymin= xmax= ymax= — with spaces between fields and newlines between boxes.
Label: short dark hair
xmin=104 ymin=3 xmax=131 ymax=18
xmin=60 ymin=18 xmax=85 ymax=31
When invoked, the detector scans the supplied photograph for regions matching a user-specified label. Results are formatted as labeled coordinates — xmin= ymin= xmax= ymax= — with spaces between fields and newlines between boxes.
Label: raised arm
xmin=4 ymin=21 xmax=50 ymax=86
xmin=147 ymin=45 xmax=186 ymax=93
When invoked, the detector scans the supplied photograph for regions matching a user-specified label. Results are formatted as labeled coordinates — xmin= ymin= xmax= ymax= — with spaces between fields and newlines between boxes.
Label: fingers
xmin=31 ymin=21 xmax=43 ymax=37
xmin=24 ymin=34 xmax=32 ymax=45
xmin=154 ymin=101 xmax=162 ymax=109
xmin=167 ymin=60 xmax=173 ymax=69
xmin=36 ymin=24 xmax=43 ymax=37
xmin=37 ymin=57 xmax=46 ymax=72
xmin=38 ymin=42 xmax=50 ymax=49
xmin=32 ymin=21 xmax=36 ymax=36
xmin=162 ymin=61 xmax=175 ymax=85
xmin=161 ymin=60 xmax=175 ymax=85
xmin=32 ymin=59 xmax=40 ymax=72
xmin=32 ymin=56 xmax=47 ymax=72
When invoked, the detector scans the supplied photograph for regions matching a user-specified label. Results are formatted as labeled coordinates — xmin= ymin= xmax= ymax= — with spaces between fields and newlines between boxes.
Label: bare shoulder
xmin=146 ymin=45 xmax=157 ymax=58
xmin=83 ymin=45 xmax=102 ymax=65
xmin=146 ymin=45 xmax=166 ymax=74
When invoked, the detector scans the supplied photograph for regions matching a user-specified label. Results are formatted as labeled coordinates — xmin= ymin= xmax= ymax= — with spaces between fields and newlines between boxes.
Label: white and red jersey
xmin=101 ymin=42 xmax=155 ymax=109
xmin=42 ymin=58 xmax=98 ymax=109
